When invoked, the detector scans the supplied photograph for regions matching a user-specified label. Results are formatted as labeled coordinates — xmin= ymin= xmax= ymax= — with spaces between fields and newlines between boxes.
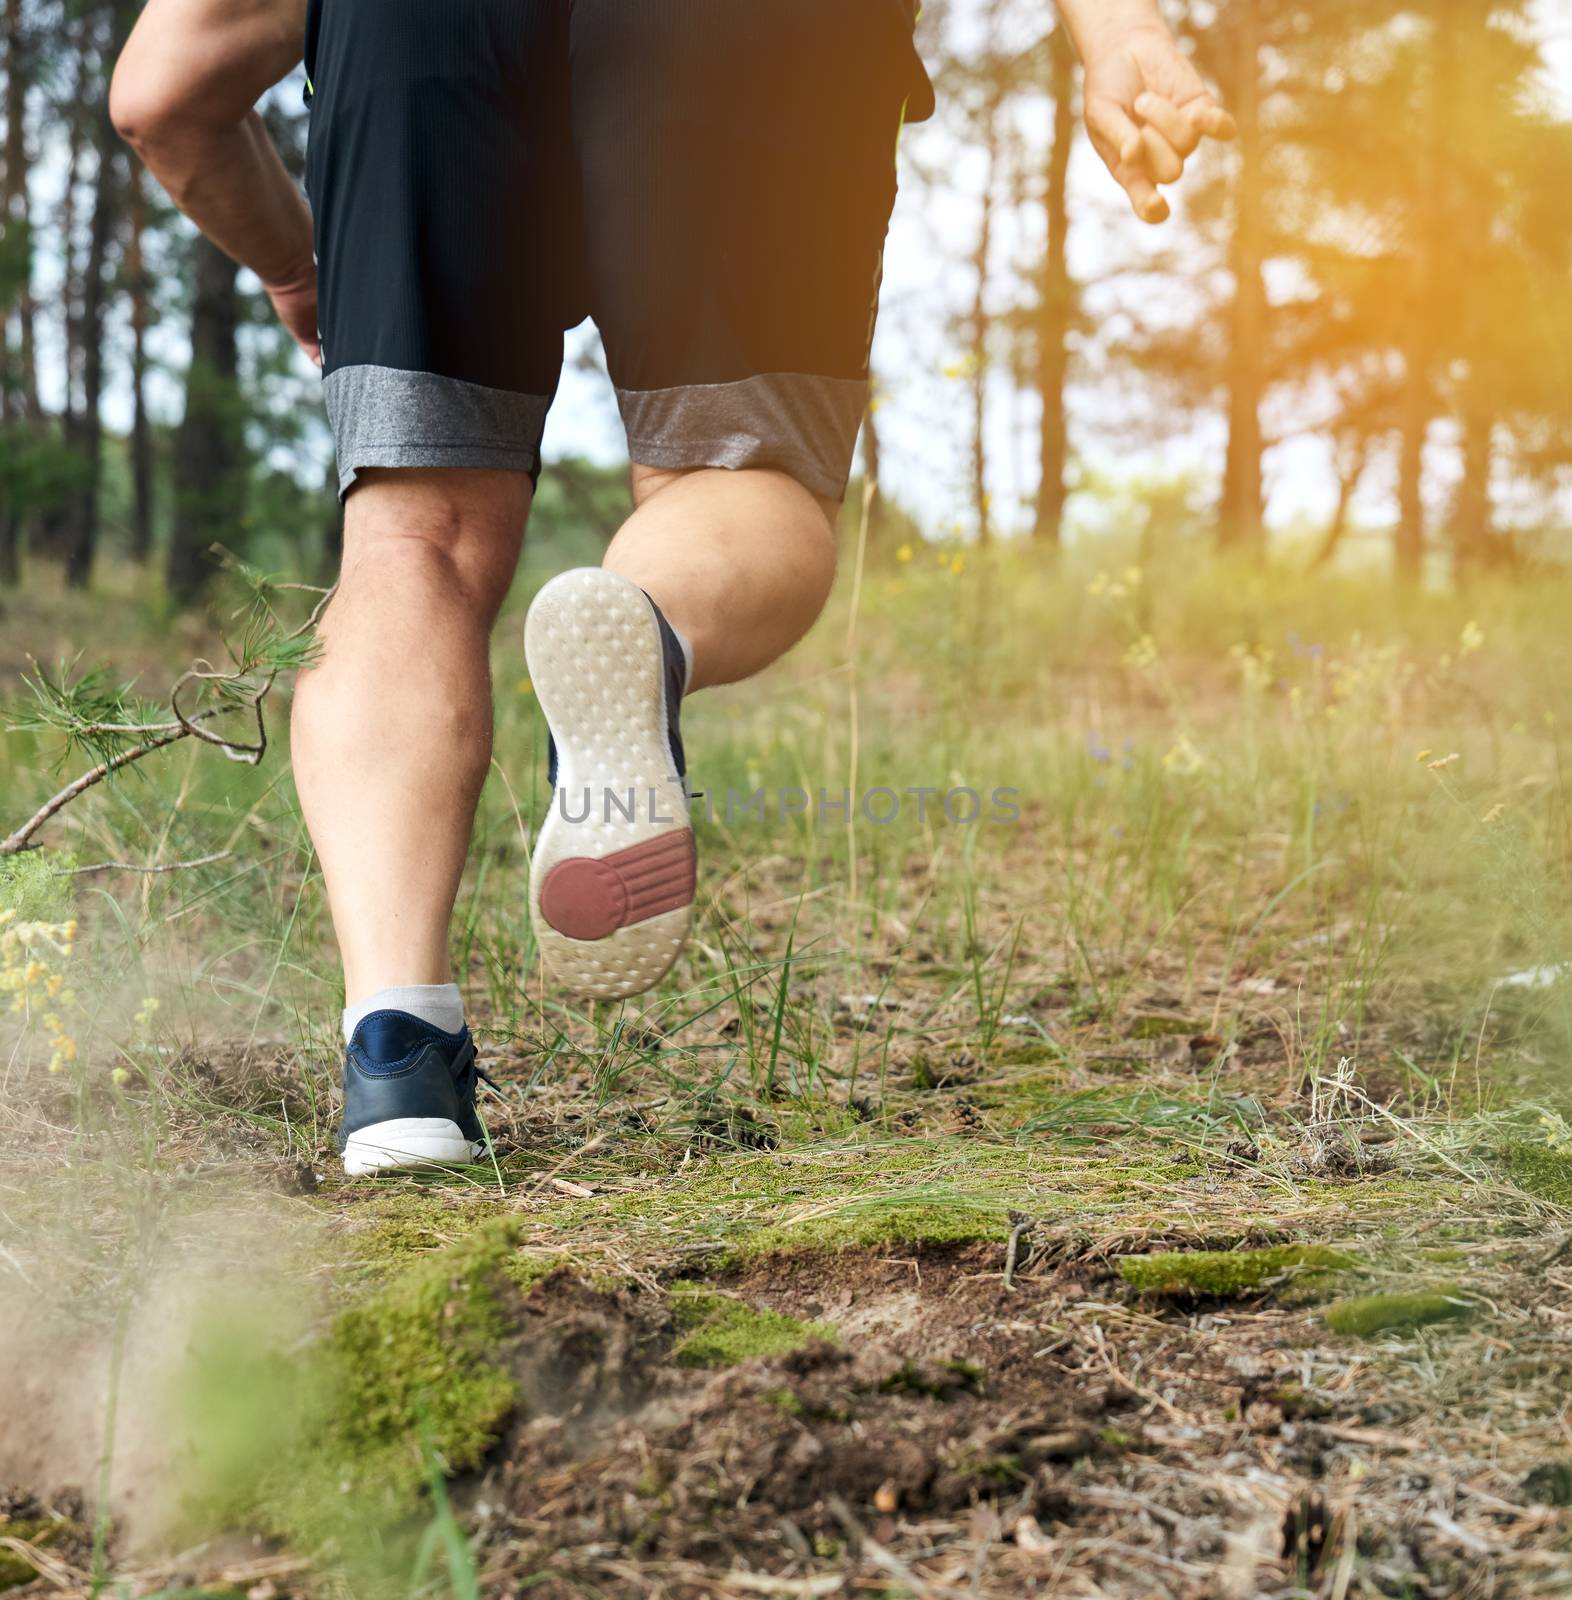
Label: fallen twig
xmin=55 ymin=851 xmax=232 ymax=877
xmin=1002 ymin=1211 xmax=1031 ymax=1292
xmin=827 ymin=1496 xmax=960 ymax=1600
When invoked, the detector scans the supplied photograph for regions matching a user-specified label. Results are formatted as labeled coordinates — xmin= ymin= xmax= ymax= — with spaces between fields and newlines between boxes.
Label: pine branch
xmin=2 ymin=573 xmax=330 ymax=857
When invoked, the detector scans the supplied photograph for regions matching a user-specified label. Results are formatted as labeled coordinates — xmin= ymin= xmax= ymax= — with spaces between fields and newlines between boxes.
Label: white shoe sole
xmin=525 ymin=568 xmax=695 ymax=1000
xmin=342 ymin=1117 xmax=482 ymax=1177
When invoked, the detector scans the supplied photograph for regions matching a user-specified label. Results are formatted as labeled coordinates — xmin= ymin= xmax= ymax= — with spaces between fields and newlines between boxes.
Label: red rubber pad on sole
xmin=538 ymin=831 xmax=696 ymax=942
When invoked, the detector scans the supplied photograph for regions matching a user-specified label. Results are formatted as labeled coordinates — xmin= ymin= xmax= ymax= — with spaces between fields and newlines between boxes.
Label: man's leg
xmin=603 ymin=466 xmax=839 ymax=690
xmin=518 ymin=465 xmax=837 ymax=999
xmin=527 ymin=0 xmax=925 ymax=1001
xmin=291 ymin=469 xmax=529 ymax=1008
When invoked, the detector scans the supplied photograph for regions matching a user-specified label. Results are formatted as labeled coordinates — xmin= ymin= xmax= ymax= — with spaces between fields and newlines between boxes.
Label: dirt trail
xmin=456 ymin=1242 xmax=1571 ymax=1599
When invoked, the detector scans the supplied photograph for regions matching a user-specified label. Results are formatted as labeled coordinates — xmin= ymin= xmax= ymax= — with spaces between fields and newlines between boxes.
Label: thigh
xmin=305 ymin=0 xmax=585 ymax=498
xmin=570 ymin=0 xmax=933 ymax=503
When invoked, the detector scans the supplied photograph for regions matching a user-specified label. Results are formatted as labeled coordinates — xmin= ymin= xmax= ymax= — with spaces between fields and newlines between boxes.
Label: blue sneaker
xmin=338 ymin=1011 xmax=490 ymax=1176
xmin=525 ymin=569 xmax=695 ymax=1000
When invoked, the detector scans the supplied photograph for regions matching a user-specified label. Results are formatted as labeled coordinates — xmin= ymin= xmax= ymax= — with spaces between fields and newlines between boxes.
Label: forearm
xmin=135 ymin=110 xmax=313 ymax=290
xmin=1055 ymin=0 xmax=1168 ymax=63
xmin=110 ymin=0 xmax=311 ymax=290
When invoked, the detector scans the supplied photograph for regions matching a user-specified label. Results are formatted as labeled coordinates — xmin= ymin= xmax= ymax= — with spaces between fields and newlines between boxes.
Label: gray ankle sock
xmin=343 ymin=982 xmax=464 ymax=1043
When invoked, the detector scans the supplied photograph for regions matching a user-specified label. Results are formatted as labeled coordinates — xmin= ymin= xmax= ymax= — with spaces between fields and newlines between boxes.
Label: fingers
xmin=1120 ymin=91 xmax=1235 ymax=224
xmin=1135 ymin=92 xmax=1201 ymax=160
xmin=1189 ymin=100 xmax=1239 ymax=142
xmin=1123 ymin=170 xmax=1170 ymax=226
xmin=1086 ymin=96 xmax=1164 ymax=225
xmin=1139 ymin=125 xmax=1184 ymax=185
xmin=1086 ymin=94 xmax=1145 ymax=174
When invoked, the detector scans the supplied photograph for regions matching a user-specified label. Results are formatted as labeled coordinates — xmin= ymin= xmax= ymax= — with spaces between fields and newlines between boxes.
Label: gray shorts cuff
xmin=324 ymin=365 xmax=551 ymax=500
xmin=618 ymin=372 xmax=867 ymax=501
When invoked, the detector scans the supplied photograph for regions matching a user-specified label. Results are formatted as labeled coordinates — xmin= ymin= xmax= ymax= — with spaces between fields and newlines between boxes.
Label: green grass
xmin=5 ymin=551 xmax=1572 ymax=1593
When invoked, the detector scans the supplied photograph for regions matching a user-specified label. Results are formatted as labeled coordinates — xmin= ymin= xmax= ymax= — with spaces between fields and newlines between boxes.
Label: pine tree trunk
xmin=127 ymin=163 xmax=154 ymax=564
xmin=63 ymin=95 xmax=122 ymax=589
xmin=1453 ymin=398 xmax=1492 ymax=581
xmin=1033 ymin=24 xmax=1075 ymax=551
xmin=969 ymin=93 xmax=999 ymax=549
xmin=1311 ymin=432 xmax=1369 ymax=570
xmin=3 ymin=0 xmax=35 ymax=416
xmin=1218 ymin=0 xmax=1265 ymax=560
xmin=168 ymin=236 xmax=244 ymax=603
xmin=1396 ymin=4 xmax=1451 ymax=585
xmin=1 ymin=0 xmax=28 ymax=584
xmin=36 ymin=22 xmax=89 ymax=566
xmin=60 ymin=28 xmax=88 ymax=422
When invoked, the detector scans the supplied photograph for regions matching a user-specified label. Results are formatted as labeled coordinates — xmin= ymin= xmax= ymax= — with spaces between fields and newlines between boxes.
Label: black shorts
xmin=303 ymin=0 xmax=933 ymax=502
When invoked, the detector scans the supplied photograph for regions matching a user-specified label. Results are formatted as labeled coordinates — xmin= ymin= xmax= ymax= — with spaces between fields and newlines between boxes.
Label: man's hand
xmin=1062 ymin=5 xmax=1236 ymax=226
xmin=263 ymin=267 xmax=321 ymax=366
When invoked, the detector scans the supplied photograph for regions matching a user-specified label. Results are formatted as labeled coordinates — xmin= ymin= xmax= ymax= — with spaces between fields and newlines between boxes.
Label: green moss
xmin=137 ymin=1592 xmax=248 ymax=1599
xmin=730 ymin=1200 xmax=1009 ymax=1261
xmin=972 ymin=1072 xmax=1071 ymax=1125
xmin=669 ymin=1282 xmax=835 ymax=1368
xmin=338 ymin=1189 xmax=501 ymax=1279
xmin=504 ymin=1252 xmax=573 ymax=1293
xmin=1502 ymin=1141 xmax=1572 ymax=1207
xmin=1129 ymin=1015 xmax=1205 ymax=1039
xmin=877 ymin=1359 xmax=986 ymax=1400
xmin=1269 ymin=1383 xmax=1333 ymax=1420
xmin=0 ymin=1521 xmax=51 ymax=1592
xmin=956 ymin=1452 xmax=1025 ymax=1487
xmin=987 ymin=1041 xmax=1068 ymax=1068
xmin=1119 ymin=1244 xmax=1356 ymax=1300
xmin=1324 ymin=1289 xmax=1471 ymax=1338
xmin=1522 ymin=1461 xmax=1572 ymax=1507
xmin=302 ymin=1221 xmax=519 ymax=1508
xmin=520 ymin=1134 xmax=1463 ymax=1270
xmin=179 ymin=1221 xmax=524 ymax=1580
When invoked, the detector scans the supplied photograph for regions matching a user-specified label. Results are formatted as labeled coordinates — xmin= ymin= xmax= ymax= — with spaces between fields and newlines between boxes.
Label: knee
xmin=343 ymin=530 xmax=517 ymax=627
xmin=340 ymin=470 xmax=528 ymax=622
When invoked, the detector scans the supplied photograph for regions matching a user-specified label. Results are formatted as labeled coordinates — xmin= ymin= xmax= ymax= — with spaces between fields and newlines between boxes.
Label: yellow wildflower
xmin=1162 ymin=736 xmax=1205 ymax=777
xmin=1123 ymin=634 xmax=1159 ymax=672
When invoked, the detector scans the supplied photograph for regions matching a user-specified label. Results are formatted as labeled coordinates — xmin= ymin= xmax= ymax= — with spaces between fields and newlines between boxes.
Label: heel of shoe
xmin=342 ymin=1117 xmax=480 ymax=1176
